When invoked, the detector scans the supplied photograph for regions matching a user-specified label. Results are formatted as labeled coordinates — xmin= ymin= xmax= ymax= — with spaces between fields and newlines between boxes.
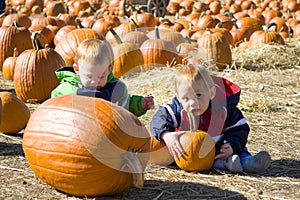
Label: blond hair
xmin=74 ymin=38 xmax=114 ymax=69
xmin=174 ymin=64 xmax=215 ymax=94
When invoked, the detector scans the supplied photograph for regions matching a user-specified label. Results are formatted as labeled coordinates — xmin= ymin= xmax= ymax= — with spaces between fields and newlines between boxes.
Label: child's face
xmin=78 ymin=60 xmax=112 ymax=89
xmin=176 ymin=77 xmax=215 ymax=116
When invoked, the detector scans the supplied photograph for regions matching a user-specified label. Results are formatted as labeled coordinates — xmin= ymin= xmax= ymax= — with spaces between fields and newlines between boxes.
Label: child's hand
xmin=215 ymin=143 xmax=233 ymax=160
xmin=141 ymin=96 xmax=154 ymax=110
xmin=161 ymin=131 xmax=185 ymax=159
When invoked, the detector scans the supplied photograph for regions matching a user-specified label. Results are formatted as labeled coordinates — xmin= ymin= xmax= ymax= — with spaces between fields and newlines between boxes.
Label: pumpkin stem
xmin=187 ymin=112 xmax=198 ymax=132
xmin=108 ymin=27 xmax=123 ymax=44
xmin=215 ymin=20 xmax=231 ymax=29
xmin=12 ymin=21 xmax=20 ymax=28
xmin=266 ymin=22 xmax=278 ymax=32
xmin=31 ymin=32 xmax=43 ymax=50
xmin=93 ymin=9 xmax=102 ymax=20
xmin=160 ymin=18 xmax=174 ymax=26
xmin=13 ymin=48 xmax=18 ymax=57
xmin=223 ymin=11 xmax=235 ymax=20
xmin=75 ymin=18 xmax=84 ymax=29
xmin=130 ymin=18 xmax=140 ymax=31
xmin=155 ymin=26 xmax=160 ymax=39
xmin=120 ymin=150 xmax=144 ymax=189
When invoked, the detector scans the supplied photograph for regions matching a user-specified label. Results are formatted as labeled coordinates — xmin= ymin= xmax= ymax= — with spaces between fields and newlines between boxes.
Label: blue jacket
xmin=150 ymin=76 xmax=250 ymax=155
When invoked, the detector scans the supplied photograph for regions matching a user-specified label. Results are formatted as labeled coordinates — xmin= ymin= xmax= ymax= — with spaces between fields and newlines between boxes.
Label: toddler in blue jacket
xmin=150 ymin=63 xmax=271 ymax=173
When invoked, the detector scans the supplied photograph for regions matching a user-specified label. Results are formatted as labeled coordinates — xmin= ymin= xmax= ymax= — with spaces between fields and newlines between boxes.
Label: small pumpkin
xmin=0 ymin=22 xmax=32 ymax=70
xmin=175 ymin=131 xmax=215 ymax=171
xmin=0 ymin=91 xmax=30 ymax=134
xmin=23 ymin=94 xmax=150 ymax=197
xmin=147 ymin=130 xmax=215 ymax=171
xmin=2 ymin=48 xmax=18 ymax=81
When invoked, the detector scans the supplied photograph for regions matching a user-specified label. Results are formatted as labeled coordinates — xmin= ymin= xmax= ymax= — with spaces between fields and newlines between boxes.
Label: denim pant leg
xmin=239 ymin=147 xmax=252 ymax=165
xmin=212 ymin=149 xmax=226 ymax=170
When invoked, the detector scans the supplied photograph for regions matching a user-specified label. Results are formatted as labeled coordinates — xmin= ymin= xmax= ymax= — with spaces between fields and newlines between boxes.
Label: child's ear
xmin=209 ymin=86 xmax=216 ymax=99
xmin=73 ymin=63 xmax=79 ymax=74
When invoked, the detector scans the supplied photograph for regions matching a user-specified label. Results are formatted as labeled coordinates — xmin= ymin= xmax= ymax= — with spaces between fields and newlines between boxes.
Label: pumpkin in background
xmin=53 ymin=25 xmax=76 ymax=46
xmin=23 ymin=94 xmax=150 ymax=197
xmin=54 ymin=28 xmax=105 ymax=66
xmin=2 ymin=48 xmax=18 ymax=81
xmin=2 ymin=13 xmax=32 ymax=28
xmin=141 ymin=27 xmax=179 ymax=70
xmin=14 ymin=32 xmax=65 ymax=103
xmin=109 ymin=28 xmax=144 ymax=78
xmin=0 ymin=92 xmax=30 ymax=134
xmin=197 ymin=29 xmax=232 ymax=69
xmin=0 ymin=23 xmax=32 ymax=71
xmin=249 ymin=23 xmax=285 ymax=46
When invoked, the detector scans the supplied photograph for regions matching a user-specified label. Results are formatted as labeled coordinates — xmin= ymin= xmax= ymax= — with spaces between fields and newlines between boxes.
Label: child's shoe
xmin=242 ymin=151 xmax=271 ymax=173
xmin=225 ymin=155 xmax=243 ymax=173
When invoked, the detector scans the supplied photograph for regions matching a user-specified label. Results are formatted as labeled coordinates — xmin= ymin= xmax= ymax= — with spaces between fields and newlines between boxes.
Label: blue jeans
xmin=212 ymin=147 xmax=252 ymax=169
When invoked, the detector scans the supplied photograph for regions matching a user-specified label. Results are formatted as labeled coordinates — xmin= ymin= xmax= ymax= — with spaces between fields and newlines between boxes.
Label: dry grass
xmin=1 ymin=39 xmax=300 ymax=200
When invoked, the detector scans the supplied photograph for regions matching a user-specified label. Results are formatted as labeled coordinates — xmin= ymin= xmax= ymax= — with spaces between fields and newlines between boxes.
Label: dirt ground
xmin=1 ymin=44 xmax=300 ymax=199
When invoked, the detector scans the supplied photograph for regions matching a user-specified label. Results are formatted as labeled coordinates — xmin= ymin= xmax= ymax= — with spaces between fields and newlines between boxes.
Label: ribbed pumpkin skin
xmin=13 ymin=47 xmax=65 ymax=103
xmin=54 ymin=28 xmax=105 ymax=66
xmin=23 ymin=95 xmax=150 ymax=197
xmin=250 ymin=30 xmax=285 ymax=46
xmin=2 ymin=56 xmax=18 ymax=81
xmin=0 ymin=26 xmax=32 ymax=70
xmin=175 ymin=131 xmax=215 ymax=172
xmin=140 ymin=39 xmax=179 ymax=70
xmin=147 ymin=136 xmax=174 ymax=166
xmin=197 ymin=31 xmax=232 ymax=69
xmin=147 ymin=130 xmax=215 ymax=171
xmin=112 ymin=42 xmax=144 ymax=78
xmin=0 ymin=92 xmax=30 ymax=134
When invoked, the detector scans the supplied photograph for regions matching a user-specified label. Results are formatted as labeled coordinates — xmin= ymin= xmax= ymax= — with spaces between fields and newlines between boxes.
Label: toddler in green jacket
xmin=51 ymin=38 xmax=154 ymax=117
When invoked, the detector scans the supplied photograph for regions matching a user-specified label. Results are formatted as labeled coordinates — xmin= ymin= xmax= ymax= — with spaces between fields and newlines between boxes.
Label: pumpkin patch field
xmin=1 ymin=0 xmax=300 ymax=199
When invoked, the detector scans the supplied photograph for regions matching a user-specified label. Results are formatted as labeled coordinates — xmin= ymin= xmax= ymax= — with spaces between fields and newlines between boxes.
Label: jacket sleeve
xmin=115 ymin=82 xmax=146 ymax=117
xmin=150 ymin=105 xmax=178 ymax=140
xmin=51 ymin=82 xmax=77 ymax=98
xmin=128 ymin=95 xmax=147 ymax=117
xmin=222 ymin=105 xmax=250 ymax=155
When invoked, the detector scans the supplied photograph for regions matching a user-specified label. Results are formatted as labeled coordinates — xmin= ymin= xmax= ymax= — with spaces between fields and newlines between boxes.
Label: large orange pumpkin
xmin=23 ymin=94 xmax=150 ymax=197
xmin=14 ymin=32 xmax=65 ymax=103
xmin=0 ymin=92 xmax=30 ymax=134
